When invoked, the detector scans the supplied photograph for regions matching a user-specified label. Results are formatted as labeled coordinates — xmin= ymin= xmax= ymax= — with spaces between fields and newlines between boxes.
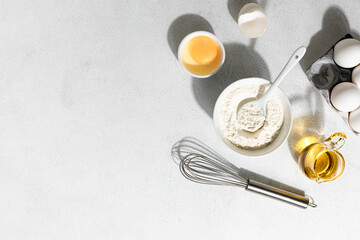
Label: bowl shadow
xmin=167 ymin=14 xmax=214 ymax=58
xmin=192 ymin=42 xmax=270 ymax=117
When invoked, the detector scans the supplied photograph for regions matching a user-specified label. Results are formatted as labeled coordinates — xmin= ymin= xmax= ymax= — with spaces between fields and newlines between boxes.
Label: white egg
xmin=330 ymin=82 xmax=360 ymax=112
xmin=349 ymin=107 xmax=360 ymax=133
xmin=352 ymin=64 xmax=360 ymax=86
xmin=238 ymin=3 xmax=267 ymax=38
xmin=333 ymin=38 xmax=360 ymax=68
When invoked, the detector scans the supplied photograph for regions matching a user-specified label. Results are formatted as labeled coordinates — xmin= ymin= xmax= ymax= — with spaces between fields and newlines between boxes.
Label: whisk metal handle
xmin=246 ymin=179 xmax=317 ymax=209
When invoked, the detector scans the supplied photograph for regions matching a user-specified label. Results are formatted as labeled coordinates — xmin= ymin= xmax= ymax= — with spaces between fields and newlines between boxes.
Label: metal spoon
xmin=236 ymin=46 xmax=307 ymax=132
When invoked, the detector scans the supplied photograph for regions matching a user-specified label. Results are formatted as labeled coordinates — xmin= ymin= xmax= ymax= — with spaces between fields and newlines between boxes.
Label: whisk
xmin=172 ymin=137 xmax=317 ymax=209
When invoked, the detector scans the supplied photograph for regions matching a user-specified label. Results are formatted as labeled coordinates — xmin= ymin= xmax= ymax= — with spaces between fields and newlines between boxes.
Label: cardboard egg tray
xmin=306 ymin=34 xmax=359 ymax=136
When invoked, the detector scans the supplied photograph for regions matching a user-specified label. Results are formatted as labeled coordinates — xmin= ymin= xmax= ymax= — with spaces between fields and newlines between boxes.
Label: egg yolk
xmin=188 ymin=36 xmax=218 ymax=64
xmin=180 ymin=35 xmax=222 ymax=76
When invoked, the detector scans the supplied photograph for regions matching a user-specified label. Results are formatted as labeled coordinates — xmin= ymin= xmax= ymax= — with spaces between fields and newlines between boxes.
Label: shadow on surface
xmin=227 ymin=0 xmax=268 ymax=49
xmin=300 ymin=5 xmax=360 ymax=73
xmin=171 ymin=137 xmax=305 ymax=196
xmin=287 ymin=86 xmax=325 ymax=163
xmin=227 ymin=0 xmax=257 ymax=22
xmin=167 ymin=14 xmax=270 ymax=118
xmin=192 ymin=42 xmax=270 ymax=117
xmin=227 ymin=0 xmax=268 ymax=22
xmin=167 ymin=14 xmax=214 ymax=58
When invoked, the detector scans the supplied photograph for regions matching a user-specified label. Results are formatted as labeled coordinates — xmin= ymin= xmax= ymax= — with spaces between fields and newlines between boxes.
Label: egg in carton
xmin=306 ymin=34 xmax=360 ymax=135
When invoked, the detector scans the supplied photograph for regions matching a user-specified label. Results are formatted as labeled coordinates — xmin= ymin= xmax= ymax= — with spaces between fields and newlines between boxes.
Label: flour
xmin=222 ymin=84 xmax=284 ymax=150
xmin=237 ymin=104 xmax=265 ymax=132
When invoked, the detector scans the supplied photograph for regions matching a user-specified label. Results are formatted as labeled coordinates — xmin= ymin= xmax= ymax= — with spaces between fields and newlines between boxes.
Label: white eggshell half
xmin=333 ymin=38 xmax=360 ymax=68
xmin=238 ymin=3 xmax=267 ymax=38
xmin=330 ymin=82 xmax=360 ymax=112
xmin=352 ymin=64 xmax=360 ymax=86
xmin=349 ymin=107 xmax=360 ymax=132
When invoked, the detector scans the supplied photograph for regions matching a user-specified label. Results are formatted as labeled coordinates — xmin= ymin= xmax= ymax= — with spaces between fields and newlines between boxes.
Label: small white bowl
xmin=238 ymin=3 xmax=267 ymax=38
xmin=213 ymin=78 xmax=293 ymax=156
xmin=177 ymin=31 xmax=225 ymax=78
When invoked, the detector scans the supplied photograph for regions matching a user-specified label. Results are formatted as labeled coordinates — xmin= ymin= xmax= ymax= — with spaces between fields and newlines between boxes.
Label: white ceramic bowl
xmin=177 ymin=31 xmax=225 ymax=78
xmin=213 ymin=78 xmax=293 ymax=156
xmin=238 ymin=3 xmax=268 ymax=38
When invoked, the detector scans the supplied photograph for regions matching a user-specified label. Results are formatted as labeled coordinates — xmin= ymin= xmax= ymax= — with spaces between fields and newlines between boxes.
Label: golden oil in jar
xmin=297 ymin=142 xmax=344 ymax=183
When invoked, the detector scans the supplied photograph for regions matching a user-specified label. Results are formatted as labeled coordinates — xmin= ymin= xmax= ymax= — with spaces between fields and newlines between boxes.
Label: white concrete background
xmin=0 ymin=0 xmax=359 ymax=239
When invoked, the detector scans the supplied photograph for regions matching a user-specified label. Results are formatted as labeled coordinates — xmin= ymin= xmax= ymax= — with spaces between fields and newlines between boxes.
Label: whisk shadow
xmin=171 ymin=137 xmax=305 ymax=196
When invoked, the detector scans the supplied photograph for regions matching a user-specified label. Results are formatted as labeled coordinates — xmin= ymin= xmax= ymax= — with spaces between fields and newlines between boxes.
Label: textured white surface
xmin=0 ymin=1 xmax=360 ymax=239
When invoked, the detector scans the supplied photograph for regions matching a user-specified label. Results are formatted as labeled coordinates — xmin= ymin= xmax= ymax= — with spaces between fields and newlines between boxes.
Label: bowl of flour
xmin=213 ymin=78 xmax=292 ymax=156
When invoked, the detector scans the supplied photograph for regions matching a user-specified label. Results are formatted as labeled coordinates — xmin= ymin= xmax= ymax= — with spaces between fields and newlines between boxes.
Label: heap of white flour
xmin=237 ymin=104 xmax=265 ymax=132
xmin=222 ymin=84 xmax=284 ymax=150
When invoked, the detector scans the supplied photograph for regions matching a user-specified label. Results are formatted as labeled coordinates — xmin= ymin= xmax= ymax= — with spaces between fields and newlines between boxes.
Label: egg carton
xmin=305 ymin=34 xmax=359 ymax=136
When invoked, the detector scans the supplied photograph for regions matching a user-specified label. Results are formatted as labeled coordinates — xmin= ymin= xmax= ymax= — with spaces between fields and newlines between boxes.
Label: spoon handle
xmin=262 ymin=46 xmax=306 ymax=103
xmin=271 ymin=46 xmax=306 ymax=90
xmin=237 ymin=46 xmax=307 ymax=122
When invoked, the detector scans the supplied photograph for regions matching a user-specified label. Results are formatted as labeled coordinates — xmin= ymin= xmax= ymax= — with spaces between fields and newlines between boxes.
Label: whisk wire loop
xmin=179 ymin=153 xmax=248 ymax=188
xmin=172 ymin=137 xmax=316 ymax=209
